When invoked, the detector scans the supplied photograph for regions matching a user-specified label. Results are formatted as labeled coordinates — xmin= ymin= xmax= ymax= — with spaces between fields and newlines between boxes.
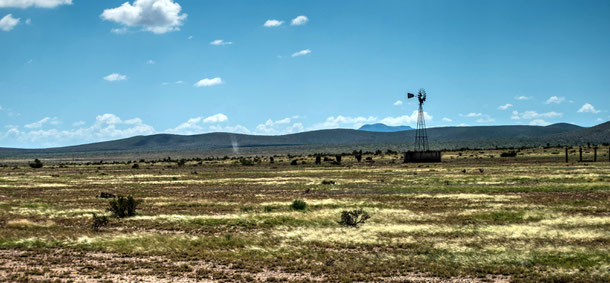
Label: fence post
xmin=594 ymin=147 xmax=597 ymax=162
xmin=565 ymin=147 xmax=568 ymax=163
xmin=579 ymin=147 xmax=583 ymax=162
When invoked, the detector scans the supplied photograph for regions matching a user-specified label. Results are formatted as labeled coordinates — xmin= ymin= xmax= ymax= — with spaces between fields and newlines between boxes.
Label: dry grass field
xmin=0 ymin=148 xmax=609 ymax=282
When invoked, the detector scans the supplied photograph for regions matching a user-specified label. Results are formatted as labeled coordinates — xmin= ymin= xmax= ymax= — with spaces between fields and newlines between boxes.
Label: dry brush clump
xmin=108 ymin=196 xmax=141 ymax=218
xmin=339 ymin=209 xmax=370 ymax=227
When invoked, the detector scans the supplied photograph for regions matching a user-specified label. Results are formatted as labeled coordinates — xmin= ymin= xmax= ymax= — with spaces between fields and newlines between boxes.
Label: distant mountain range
xmin=1 ymin=122 xmax=608 ymax=159
xmin=358 ymin=123 xmax=413 ymax=132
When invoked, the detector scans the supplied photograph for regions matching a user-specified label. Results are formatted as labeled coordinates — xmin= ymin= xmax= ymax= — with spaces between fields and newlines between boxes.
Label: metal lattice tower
xmin=411 ymin=89 xmax=429 ymax=151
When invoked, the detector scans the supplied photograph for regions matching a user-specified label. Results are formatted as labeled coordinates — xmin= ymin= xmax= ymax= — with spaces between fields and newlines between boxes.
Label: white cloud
xmin=0 ymin=0 xmax=72 ymax=8
xmin=461 ymin=112 xmax=483 ymax=117
xmin=529 ymin=119 xmax=550 ymax=126
xmin=291 ymin=15 xmax=308 ymax=26
xmin=166 ymin=117 xmax=203 ymax=135
xmin=442 ymin=117 xmax=452 ymax=122
xmin=498 ymin=103 xmax=513 ymax=110
xmin=0 ymin=14 xmax=20 ymax=31
xmin=166 ymin=114 xmax=233 ymax=135
xmin=193 ymin=77 xmax=223 ymax=87
xmin=146 ymin=59 xmax=155 ymax=64
xmin=511 ymin=110 xmax=563 ymax=120
xmin=255 ymin=117 xmax=303 ymax=135
xmin=311 ymin=115 xmax=377 ymax=130
xmin=263 ymin=19 xmax=283 ymax=27
xmin=101 ymin=0 xmax=187 ymax=34
xmin=380 ymin=111 xmax=432 ymax=126
xmin=103 ymin=73 xmax=127 ymax=82
xmin=393 ymin=100 xmax=403 ymax=106
xmin=1 ymin=113 xmax=155 ymax=147
xmin=292 ymin=49 xmax=311 ymax=57
xmin=25 ymin=18 xmax=30 ymax=24
xmin=111 ymin=27 xmax=128 ymax=34
xmin=210 ymin=39 xmax=232 ymax=46
xmin=72 ymin=121 xmax=85 ymax=127
xmin=203 ymin=113 xmax=228 ymax=123
xmin=476 ymin=116 xmax=495 ymax=123
xmin=516 ymin=96 xmax=532 ymax=100
xmin=24 ymin=117 xmax=61 ymax=129
xmin=161 ymin=80 xmax=183 ymax=85
xmin=577 ymin=103 xmax=601 ymax=114
xmin=187 ymin=35 xmax=193 ymax=40
xmin=545 ymin=96 xmax=565 ymax=104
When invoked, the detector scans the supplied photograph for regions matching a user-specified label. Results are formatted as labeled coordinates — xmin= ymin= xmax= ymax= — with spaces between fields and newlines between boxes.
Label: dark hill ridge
xmin=1 ymin=122 xmax=606 ymax=158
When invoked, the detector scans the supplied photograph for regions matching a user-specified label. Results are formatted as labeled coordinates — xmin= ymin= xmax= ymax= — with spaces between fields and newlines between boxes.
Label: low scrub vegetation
xmin=29 ymin=159 xmax=43 ymax=168
xmin=108 ymin=196 xmax=141 ymax=218
xmin=339 ymin=209 xmax=370 ymax=227
xmin=291 ymin=199 xmax=307 ymax=210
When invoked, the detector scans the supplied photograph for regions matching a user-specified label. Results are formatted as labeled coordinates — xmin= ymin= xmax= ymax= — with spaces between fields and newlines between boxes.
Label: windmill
xmin=407 ymin=88 xmax=429 ymax=152
xmin=404 ymin=88 xmax=441 ymax=163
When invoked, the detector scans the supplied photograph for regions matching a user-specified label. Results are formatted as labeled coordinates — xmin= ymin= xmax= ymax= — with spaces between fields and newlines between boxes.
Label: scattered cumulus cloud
xmin=72 ymin=121 xmax=85 ymax=127
xmin=0 ymin=14 xmax=20 ymax=31
xmin=380 ymin=111 xmax=432 ymax=126
xmin=187 ymin=35 xmax=193 ymax=40
xmin=476 ymin=116 xmax=495 ymax=123
xmin=263 ymin=19 xmax=283 ymax=27
xmin=255 ymin=116 xmax=303 ymax=135
xmin=291 ymin=15 xmax=308 ymax=25
xmin=193 ymin=77 xmax=223 ymax=87
xmin=461 ymin=112 xmax=483 ymax=117
xmin=161 ymin=80 xmax=183 ymax=85
xmin=577 ymin=103 xmax=601 ymax=114
xmin=442 ymin=117 xmax=452 ymax=122
xmin=111 ymin=27 xmax=128 ymax=34
xmin=545 ymin=96 xmax=565 ymax=104
xmin=311 ymin=115 xmax=377 ymax=130
xmin=0 ymin=0 xmax=72 ymax=8
xmin=166 ymin=113 xmax=230 ymax=135
xmin=210 ymin=39 xmax=232 ymax=46
xmin=25 ymin=18 xmax=30 ymax=24
xmin=146 ymin=59 xmax=155 ymax=64
xmin=498 ymin=103 xmax=513 ymax=110
xmin=393 ymin=100 xmax=403 ymax=106
xmin=24 ymin=117 xmax=61 ymax=129
xmin=103 ymin=73 xmax=127 ymax=82
xmin=101 ymin=0 xmax=187 ymax=34
xmin=1 ymin=113 xmax=155 ymax=147
xmin=516 ymin=96 xmax=532 ymax=100
xmin=203 ymin=113 xmax=228 ymax=123
xmin=511 ymin=110 xmax=562 ymax=120
xmin=292 ymin=49 xmax=311 ymax=57
xmin=529 ymin=119 xmax=550 ymax=126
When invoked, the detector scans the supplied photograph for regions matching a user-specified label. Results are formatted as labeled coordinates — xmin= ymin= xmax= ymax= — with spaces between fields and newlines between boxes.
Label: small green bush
xmin=108 ymin=195 xmax=141 ymax=218
xmin=321 ymin=180 xmax=335 ymax=185
xmin=240 ymin=158 xmax=254 ymax=166
xmin=291 ymin=199 xmax=307 ymax=210
xmin=29 ymin=159 xmax=43 ymax=169
xmin=91 ymin=213 xmax=109 ymax=231
xmin=339 ymin=209 xmax=370 ymax=227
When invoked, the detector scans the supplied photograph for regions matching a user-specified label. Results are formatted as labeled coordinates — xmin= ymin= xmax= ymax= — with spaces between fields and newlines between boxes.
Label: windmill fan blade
xmin=407 ymin=93 xmax=415 ymax=99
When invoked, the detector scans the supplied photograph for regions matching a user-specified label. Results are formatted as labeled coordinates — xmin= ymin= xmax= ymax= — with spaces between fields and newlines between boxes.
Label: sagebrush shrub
xmin=108 ymin=195 xmax=141 ymax=218
xmin=29 ymin=159 xmax=43 ymax=169
xmin=291 ymin=199 xmax=307 ymax=210
xmin=339 ymin=209 xmax=370 ymax=227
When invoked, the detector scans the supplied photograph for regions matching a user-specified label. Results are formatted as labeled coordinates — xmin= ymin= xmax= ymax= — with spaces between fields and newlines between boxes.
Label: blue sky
xmin=1 ymin=0 xmax=609 ymax=148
